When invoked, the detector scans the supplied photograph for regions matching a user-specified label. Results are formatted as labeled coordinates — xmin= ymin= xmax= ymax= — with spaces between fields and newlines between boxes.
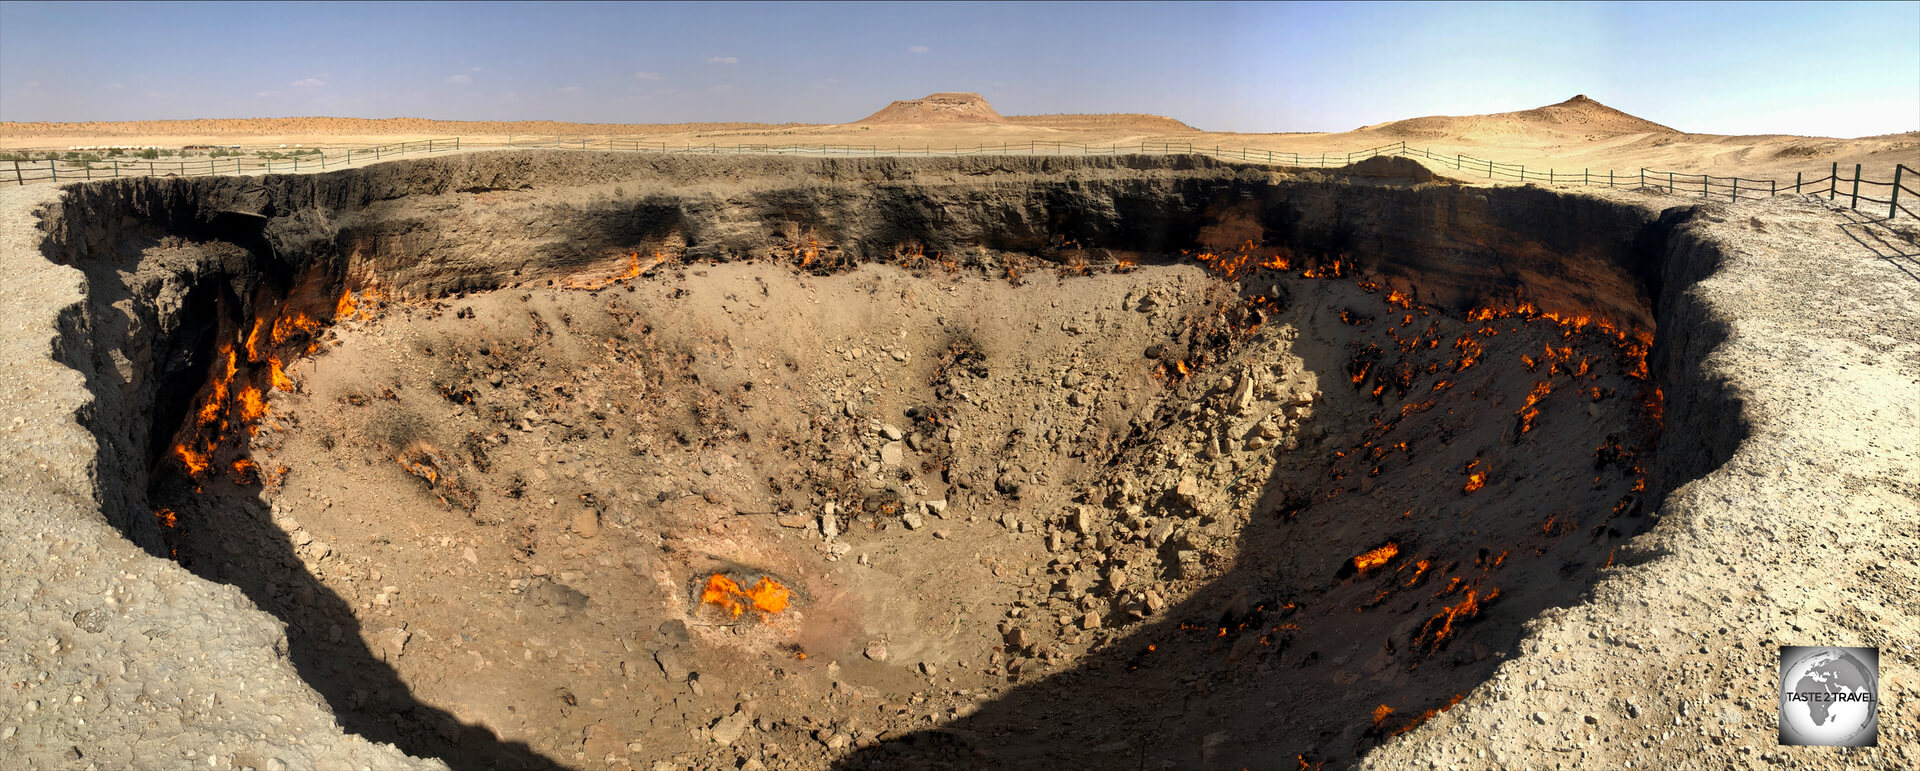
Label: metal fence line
xmin=7 ymin=136 xmax=1913 ymax=219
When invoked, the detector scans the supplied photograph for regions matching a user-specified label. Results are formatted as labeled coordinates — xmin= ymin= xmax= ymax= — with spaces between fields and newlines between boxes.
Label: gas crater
xmin=36 ymin=152 xmax=1740 ymax=770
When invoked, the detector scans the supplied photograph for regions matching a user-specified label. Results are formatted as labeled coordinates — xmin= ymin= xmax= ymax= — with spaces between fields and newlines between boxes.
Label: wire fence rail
xmin=9 ymin=136 xmax=1914 ymax=220
xmin=6 ymin=137 xmax=463 ymax=184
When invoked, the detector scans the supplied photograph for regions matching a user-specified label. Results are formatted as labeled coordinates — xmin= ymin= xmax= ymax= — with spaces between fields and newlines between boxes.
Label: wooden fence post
xmin=1891 ymin=165 xmax=1904 ymax=219
xmin=1609 ymin=169 xmax=1614 ymax=187
xmin=13 ymin=160 xmax=21 ymax=185
xmin=1829 ymin=162 xmax=1838 ymax=200
xmin=1640 ymin=168 xmax=1645 ymax=188
xmin=113 ymin=160 xmax=119 ymax=177
xmin=1850 ymin=164 xmax=1861 ymax=209
xmin=1794 ymin=172 xmax=1801 ymax=194
xmin=1730 ymin=178 xmax=1737 ymax=202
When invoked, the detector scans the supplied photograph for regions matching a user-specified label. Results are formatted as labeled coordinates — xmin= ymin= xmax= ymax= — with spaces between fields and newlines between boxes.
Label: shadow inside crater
xmin=833 ymin=264 xmax=1683 ymax=770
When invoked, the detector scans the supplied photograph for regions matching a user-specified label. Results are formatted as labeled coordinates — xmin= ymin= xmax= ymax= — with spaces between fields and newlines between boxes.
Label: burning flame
xmin=244 ymin=318 xmax=267 ymax=362
xmin=154 ymin=508 xmax=178 ymax=528
xmin=1372 ymin=704 xmax=1394 ymax=727
xmin=173 ymin=443 xmax=209 ymax=476
xmin=1392 ymin=693 xmax=1466 ymax=736
xmin=236 ymin=385 xmax=268 ymax=428
xmin=1413 ymin=586 xmax=1498 ymax=652
xmin=268 ymin=357 xmax=295 ymax=391
xmin=699 ymin=574 xmax=792 ymax=618
xmin=1515 ymin=380 xmax=1552 ymax=434
xmin=1462 ymin=458 xmax=1487 ymax=493
xmin=271 ymin=312 xmax=323 ymax=345
xmin=229 ymin=458 xmax=259 ymax=485
xmin=1352 ymin=543 xmax=1399 ymax=571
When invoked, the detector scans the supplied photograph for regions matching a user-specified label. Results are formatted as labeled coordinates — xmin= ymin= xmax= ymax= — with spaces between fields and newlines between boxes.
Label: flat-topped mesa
xmin=854 ymin=92 xmax=1008 ymax=124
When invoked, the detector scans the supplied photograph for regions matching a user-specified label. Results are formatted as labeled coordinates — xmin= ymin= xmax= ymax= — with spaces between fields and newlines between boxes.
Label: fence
xmin=6 ymin=138 xmax=461 ymax=184
xmin=9 ymin=135 xmax=1915 ymax=219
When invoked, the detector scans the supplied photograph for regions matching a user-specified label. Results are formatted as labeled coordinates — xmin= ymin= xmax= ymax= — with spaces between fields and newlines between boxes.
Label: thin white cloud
xmin=290 ymin=78 xmax=326 ymax=89
xmin=633 ymin=71 xmax=662 ymax=81
xmin=109 ymin=82 xmax=125 ymax=89
xmin=707 ymin=84 xmax=735 ymax=95
xmin=706 ymin=56 xmax=739 ymax=64
xmin=254 ymin=90 xmax=284 ymax=99
xmin=558 ymin=85 xmax=585 ymax=95
xmin=909 ymin=45 xmax=929 ymax=54
xmin=471 ymin=66 xmax=484 ymax=72
xmin=446 ymin=74 xmax=472 ymax=85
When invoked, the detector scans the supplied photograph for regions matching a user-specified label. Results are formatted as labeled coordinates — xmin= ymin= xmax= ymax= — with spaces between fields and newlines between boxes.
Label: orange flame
xmin=154 ymin=508 xmax=178 ymax=528
xmin=1352 ymin=543 xmax=1399 ymax=571
xmin=1414 ymin=586 xmax=1498 ymax=651
xmin=1516 ymin=381 xmax=1552 ymax=434
xmin=244 ymin=318 xmax=267 ymax=362
xmin=1392 ymin=693 xmax=1466 ymax=736
xmin=700 ymin=574 xmax=792 ymax=618
xmin=1462 ymin=458 xmax=1487 ymax=493
xmin=236 ymin=385 xmax=268 ymax=427
xmin=1372 ymin=704 xmax=1394 ymax=727
xmin=271 ymin=312 xmax=323 ymax=344
xmin=230 ymin=458 xmax=259 ymax=485
xmin=268 ymin=357 xmax=295 ymax=391
xmin=174 ymin=443 xmax=210 ymax=477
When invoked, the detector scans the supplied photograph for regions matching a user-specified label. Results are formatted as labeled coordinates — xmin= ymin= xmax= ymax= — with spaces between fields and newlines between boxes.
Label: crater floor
xmin=159 ymin=253 xmax=1656 ymax=769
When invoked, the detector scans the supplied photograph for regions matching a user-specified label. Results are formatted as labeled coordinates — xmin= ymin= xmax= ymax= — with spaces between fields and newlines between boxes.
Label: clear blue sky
xmin=2 ymin=1 xmax=1915 ymax=137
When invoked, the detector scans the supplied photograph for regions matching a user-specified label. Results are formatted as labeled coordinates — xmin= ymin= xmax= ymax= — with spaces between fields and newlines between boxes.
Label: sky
xmin=1 ymin=1 xmax=1916 ymax=137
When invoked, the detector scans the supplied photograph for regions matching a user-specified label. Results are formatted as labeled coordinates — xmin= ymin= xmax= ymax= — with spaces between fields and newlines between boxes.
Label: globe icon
xmin=1778 ymin=647 xmax=1877 ymax=747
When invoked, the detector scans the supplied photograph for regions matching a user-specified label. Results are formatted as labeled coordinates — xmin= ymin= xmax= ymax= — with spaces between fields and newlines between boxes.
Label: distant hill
xmin=1362 ymin=95 xmax=1680 ymax=139
xmin=853 ymin=92 xmax=1196 ymax=132
xmin=1003 ymin=113 xmax=1198 ymax=133
xmin=853 ymin=92 xmax=1008 ymax=125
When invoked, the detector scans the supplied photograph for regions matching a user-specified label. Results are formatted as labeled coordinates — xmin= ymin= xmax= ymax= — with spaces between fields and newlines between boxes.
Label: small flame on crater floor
xmin=700 ymin=574 xmax=792 ymax=618
xmin=1352 ymin=543 xmax=1399 ymax=571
